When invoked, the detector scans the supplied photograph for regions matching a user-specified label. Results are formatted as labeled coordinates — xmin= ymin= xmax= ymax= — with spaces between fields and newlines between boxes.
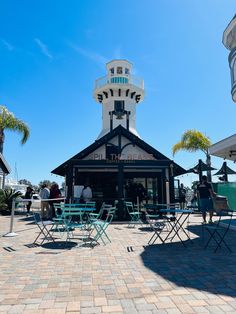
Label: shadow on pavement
xmin=140 ymin=223 xmax=236 ymax=297
xmin=41 ymin=241 xmax=77 ymax=250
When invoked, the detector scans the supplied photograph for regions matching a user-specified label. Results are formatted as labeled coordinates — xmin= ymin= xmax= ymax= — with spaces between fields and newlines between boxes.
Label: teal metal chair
xmin=62 ymin=206 xmax=91 ymax=242
xmin=91 ymin=207 xmax=116 ymax=245
xmin=51 ymin=203 xmax=66 ymax=237
xmin=88 ymin=202 xmax=112 ymax=222
xmin=85 ymin=201 xmax=96 ymax=208
xmin=125 ymin=201 xmax=142 ymax=227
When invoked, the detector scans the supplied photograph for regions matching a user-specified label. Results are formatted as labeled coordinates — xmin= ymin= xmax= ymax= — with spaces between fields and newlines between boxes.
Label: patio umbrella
xmin=187 ymin=159 xmax=216 ymax=182
xmin=213 ymin=161 xmax=236 ymax=182
xmin=187 ymin=160 xmax=216 ymax=174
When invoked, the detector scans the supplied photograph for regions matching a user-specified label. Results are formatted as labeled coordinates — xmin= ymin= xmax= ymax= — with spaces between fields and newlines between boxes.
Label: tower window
xmin=125 ymin=68 xmax=129 ymax=75
xmin=117 ymin=67 xmax=123 ymax=74
xmin=114 ymin=100 xmax=124 ymax=113
xmin=106 ymin=144 xmax=119 ymax=160
xmin=110 ymin=68 xmax=114 ymax=75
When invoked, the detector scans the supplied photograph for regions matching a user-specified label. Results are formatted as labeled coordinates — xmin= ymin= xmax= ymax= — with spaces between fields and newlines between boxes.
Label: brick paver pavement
xmin=0 ymin=211 xmax=236 ymax=313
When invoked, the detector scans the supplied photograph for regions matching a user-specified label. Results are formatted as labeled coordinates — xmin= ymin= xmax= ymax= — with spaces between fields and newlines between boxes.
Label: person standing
xmin=81 ymin=184 xmax=92 ymax=203
xmin=136 ymin=183 xmax=146 ymax=205
xmin=39 ymin=184 xmax=50 ymax=219
xmin=24 ymin=186 xmax=33 ymax=216
xmin=179 ymin=183 xmax=186 ymax=209
xmin=197 ymin=175 xmax=216 ymax=224
xmin=49 ymin=183 xmax=62 ymax=217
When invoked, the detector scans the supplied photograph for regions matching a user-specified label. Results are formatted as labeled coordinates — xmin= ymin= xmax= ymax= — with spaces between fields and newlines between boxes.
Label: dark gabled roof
xmin=0 ymin=153 xmax=10 ymax=174
xmin=51 ymin=125 xmax=186 ymax=176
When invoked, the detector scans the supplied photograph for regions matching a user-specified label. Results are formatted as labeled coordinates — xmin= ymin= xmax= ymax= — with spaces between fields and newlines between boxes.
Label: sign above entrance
xmin=88 ymin=152 xmax=155 ymax=161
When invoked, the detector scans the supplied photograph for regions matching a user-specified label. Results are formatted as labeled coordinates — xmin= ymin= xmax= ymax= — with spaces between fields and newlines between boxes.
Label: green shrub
xmin=0 ymin=189 xmax=22 ymax=213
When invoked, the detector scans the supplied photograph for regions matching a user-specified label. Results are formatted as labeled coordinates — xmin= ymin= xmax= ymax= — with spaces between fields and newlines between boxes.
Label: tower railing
xmin=94 ymin=74 xmax=144 ymax=90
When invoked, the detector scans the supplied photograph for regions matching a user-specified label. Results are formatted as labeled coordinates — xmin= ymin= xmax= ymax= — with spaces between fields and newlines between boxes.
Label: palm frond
xmin=13 ymin=119 xmax=30 ymax=144
xmin=0 ymin=105 xmax=30 ymax=144
xmin=172 ymin=142 xmax=185 ymax=155
xmin=173 ymin=129 xmax=212 ymax=156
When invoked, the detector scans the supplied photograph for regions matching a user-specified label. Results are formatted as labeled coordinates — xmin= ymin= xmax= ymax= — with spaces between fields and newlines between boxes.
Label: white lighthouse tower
xmin=223 ymin=15 xmax=236 ymax=102
xmin=93 ymin=60 xmax=145 ymax=139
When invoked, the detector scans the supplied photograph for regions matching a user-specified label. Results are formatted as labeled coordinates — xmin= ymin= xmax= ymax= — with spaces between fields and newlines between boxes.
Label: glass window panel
xmin=117 ymin=67 xmax=123 ymax=74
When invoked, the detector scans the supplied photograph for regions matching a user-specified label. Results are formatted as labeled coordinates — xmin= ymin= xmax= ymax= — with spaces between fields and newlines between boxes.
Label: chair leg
xmin=214 ymin=230 xmax=232 ymax=253
xmin=41 ymin=226 xmax=55 ymax=245
xmin=204 ymin=228 xmax=232 ymax=252
xmin=34 ymin=225 xmax=54 ymax=245
xmin=204 ymin=229 xmax=217 ymax=249
xmin=148 ymin=226 xmax=165 ymax=245
xmin=93 ymin=224 xmax=110 ymax=245
xmin=33 ymin=225 xmax=48 ymax=244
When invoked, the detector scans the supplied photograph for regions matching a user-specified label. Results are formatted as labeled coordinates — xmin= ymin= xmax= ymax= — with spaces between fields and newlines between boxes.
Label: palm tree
xmin=0 ymin=105 xmax=30 ymax=153
xmin=172 ymin=129 xmax=212 ymax=181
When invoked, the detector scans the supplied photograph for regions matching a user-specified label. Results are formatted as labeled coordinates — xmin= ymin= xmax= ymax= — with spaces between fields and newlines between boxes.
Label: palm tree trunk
xmin=0 ymin=129 xmax=4 ymax=154
xmin=206 ymin=151 xmax=212 ymax=182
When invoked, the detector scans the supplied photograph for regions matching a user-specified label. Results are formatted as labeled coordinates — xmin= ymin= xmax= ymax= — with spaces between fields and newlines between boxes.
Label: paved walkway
xmin=0 ymin=211 xmax=236 ymax=313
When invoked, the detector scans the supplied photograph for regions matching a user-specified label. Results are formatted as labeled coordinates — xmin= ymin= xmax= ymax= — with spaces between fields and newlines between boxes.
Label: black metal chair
xmin=146 ymin=213 xmax=166 ymax=245
xmin=33 ymin=213 xmax=55 ymax=245
xmin=203 ymin=208 xmax=234 ymax=252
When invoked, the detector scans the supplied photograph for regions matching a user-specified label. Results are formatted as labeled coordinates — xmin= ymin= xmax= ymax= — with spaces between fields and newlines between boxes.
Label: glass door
xmin=124 ymin=176 xmax=158 ymax=204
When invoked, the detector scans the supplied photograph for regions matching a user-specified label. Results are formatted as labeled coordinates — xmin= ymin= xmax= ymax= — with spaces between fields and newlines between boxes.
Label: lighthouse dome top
xmin=106 ymin=59 xmax=132 ymax=78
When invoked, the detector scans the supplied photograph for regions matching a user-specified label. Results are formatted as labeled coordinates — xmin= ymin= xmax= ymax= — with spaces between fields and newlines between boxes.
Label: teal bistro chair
xmin=91 ymin=207 xmax=116 ymax=245
xmin=85 ymin=201 xmax=96 ymax=208
xmin=51 ymin=203 xmax=66 ymax=237
xmin=125 ymin=201 xmax=142 ymax=227
xmin=88 ymin=202 xmax=112 ymax=222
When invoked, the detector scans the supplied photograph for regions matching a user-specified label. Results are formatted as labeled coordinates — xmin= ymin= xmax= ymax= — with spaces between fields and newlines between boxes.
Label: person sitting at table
xmin=197 ymin=175 xmax=216 ymax=224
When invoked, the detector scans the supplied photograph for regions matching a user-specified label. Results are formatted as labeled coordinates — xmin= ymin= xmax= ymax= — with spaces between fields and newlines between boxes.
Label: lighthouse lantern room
xmin=94 ymin=60 xmax=145 ymax=139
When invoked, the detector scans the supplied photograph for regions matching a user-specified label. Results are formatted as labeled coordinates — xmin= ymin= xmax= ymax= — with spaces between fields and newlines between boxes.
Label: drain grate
xmin=3 ymin=247 xmax=16 ymax=252
xmin=24 ymin=243 xmax=39 ymax=248
xmin=127 ymin=246 xmax=134 ymax=252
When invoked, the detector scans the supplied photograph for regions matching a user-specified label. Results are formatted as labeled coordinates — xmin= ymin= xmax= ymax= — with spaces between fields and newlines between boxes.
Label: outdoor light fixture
xmin=229 ymin=150 xmax=236 ymax=157
xmin=114 ymin=100 xmax=125 ymax=119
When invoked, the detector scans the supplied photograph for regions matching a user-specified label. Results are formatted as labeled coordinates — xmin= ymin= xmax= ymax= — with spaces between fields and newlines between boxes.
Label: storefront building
xmin=52 ymin=60 xmax=186 ymax=219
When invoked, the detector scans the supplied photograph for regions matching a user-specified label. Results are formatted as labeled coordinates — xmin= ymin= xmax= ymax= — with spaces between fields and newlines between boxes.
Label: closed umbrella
xmin=214 ymin=161 xmax=236 ymax=182
xmin=187 ymin=159 xmax=216 ymax=182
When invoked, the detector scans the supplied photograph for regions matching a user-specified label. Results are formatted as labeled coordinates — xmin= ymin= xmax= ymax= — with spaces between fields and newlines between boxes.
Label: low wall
xmin=213 ymin=182 xmax=236 ymax=210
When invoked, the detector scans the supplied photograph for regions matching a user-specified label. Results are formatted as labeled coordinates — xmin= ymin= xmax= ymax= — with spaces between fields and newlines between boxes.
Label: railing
xmin=94 ymin=74 xmax=144 ymax=90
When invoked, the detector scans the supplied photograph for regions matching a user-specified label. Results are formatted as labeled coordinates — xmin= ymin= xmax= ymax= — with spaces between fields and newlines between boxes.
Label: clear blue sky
xmin=1 ymin=0 xmax=236 ymax=187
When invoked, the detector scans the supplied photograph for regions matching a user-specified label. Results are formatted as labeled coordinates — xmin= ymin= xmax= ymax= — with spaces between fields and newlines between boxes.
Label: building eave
xmin=51 ymin=125 xmax=186 ymax=177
